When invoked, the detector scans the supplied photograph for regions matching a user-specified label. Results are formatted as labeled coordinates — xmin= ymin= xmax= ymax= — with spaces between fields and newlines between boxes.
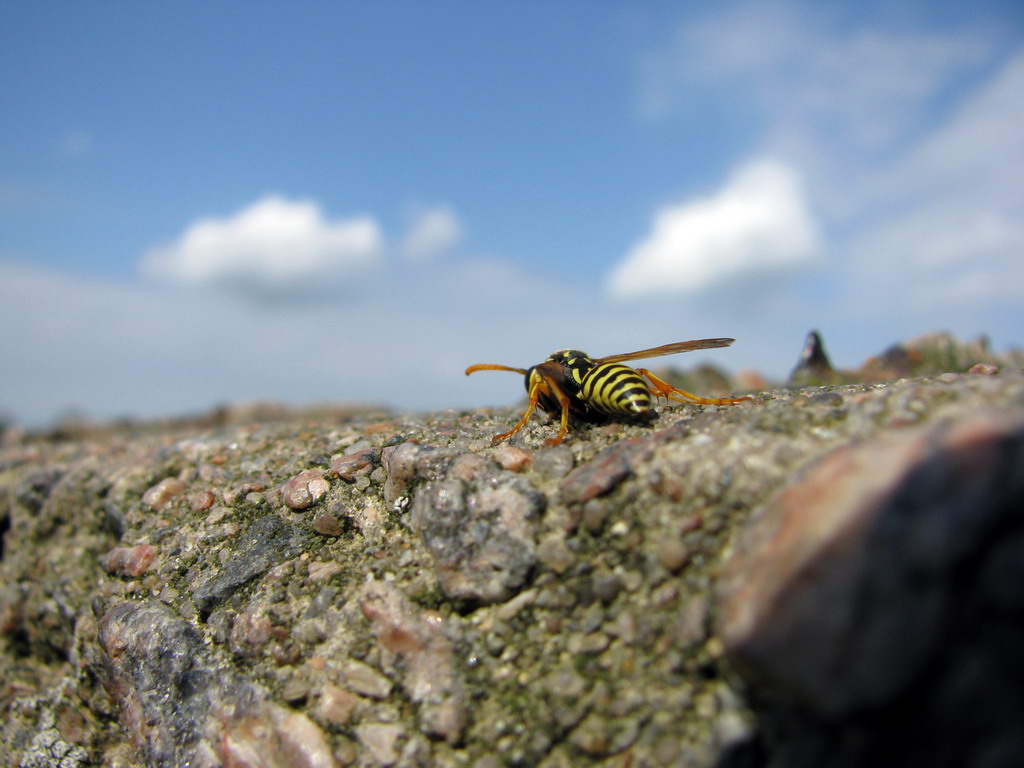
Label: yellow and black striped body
xmin=580 ymin=362 xmax=653 ymax=416
xmin=529 ymin=350 xmax=654 ymax=422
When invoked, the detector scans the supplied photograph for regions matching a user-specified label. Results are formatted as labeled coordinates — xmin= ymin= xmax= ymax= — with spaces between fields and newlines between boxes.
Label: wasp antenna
xmin=465 ymin=363 xmax=529 ymax=376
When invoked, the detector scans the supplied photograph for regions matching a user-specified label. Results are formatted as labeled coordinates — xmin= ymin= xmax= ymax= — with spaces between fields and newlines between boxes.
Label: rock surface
xmin=718 ymin=410 xmax=1024 ymax=767
xmin=1 ymin=334 xmax=1023 ymax=767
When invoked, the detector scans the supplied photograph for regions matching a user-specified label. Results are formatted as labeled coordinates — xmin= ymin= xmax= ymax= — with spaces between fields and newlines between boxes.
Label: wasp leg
xmin=491 ymin=388 xmax=541 ymax=443
xmin=491 ymin=373 xmax=573 ymax=445
xmin=492 ymin=375 xmax=550 ymax=443
xmin=544 ymin=377 xmax=573 ymax=446
xmin=635 ymin=368 xmax=753 ymax=406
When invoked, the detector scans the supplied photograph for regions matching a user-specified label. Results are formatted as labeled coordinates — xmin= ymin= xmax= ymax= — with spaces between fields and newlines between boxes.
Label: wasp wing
xmin=595 ymin=338 xmax=735 ymax=365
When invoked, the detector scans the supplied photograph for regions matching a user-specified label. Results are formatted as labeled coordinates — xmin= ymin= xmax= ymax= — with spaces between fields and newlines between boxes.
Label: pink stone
xmin=101 ymin=544 xmax=157 ymax=578
xmin=283 ymin=469 xmax=329 ymax=510
xmin=142 ymin=478 xmax=186 ymax=510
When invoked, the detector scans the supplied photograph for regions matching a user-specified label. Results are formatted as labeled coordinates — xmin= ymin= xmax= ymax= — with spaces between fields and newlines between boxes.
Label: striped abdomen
xmin=580 ymin=363 xmax=652 ymax=415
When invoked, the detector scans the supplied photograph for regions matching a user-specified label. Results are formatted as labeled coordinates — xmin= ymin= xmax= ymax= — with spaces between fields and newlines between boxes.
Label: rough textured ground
xmin=1 ymin=333 xmax=1022 ymax=768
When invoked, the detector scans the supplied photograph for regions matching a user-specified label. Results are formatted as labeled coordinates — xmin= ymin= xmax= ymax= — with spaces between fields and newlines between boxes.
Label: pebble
xmin=229 ymin=611 xmax=273 ymax=657
xmin=312 ymin=509 xmax=344 ymax=536
xmin=537 ymin=534 xmax=575 ymax=574
xmin=567 ymin=631 xmax=610 ymax=655
xmin=494 ymin=588 xmax=538 ymax=622
xmin=569 ymin=711 xmax=639 ymax=756
xmin=317 ymin=684 xmax=359 ymax=726
xmin=282 ymin=469 xmax=330 ymax=510
xmin=141 ymin=477 xmax=186 ymax=511
xmin=410 ymin=458 xmax=542 ymax=605
xmin=328 ymin=448 xmax=377 ymax=481
xmin=606 ymin=610 xmax=637 ymax=644
xmin=189 ymin=489 xmax=216 ymax=511
xmin=281 ymin=676 xmax=311 ymax=703
xmin=968 ymin=362 xmax=998 ymax=375
xmin=490 ymin=444 xmax=533 ymax=472
xmin=379 ymin=442 xmax=465 ymax=506
xmin=581 ymin=499 xmax=613 ymax=532
xmin=255 ymin=707 xmax=340 ymax=768
xmin=532 ymin=445 xmax=575 ymax=478
xmin=379 ymin=442 xmax=422 ymax=505
xmin=101 ymin=543 xmax=157 ymax=578
xmin=341 ymin=659 xmax=393 ymax=699
xmin=541 ymin=666 xmax=588 ymax=700
xmin=354 ymin=722 xmax=405 ymax=767
xmin=608 ymin=520 xmax=630 ymax=537
xmin=657 ymin=538 xmax=691 ymax=573
xmin=307 ymin=560 xmax=342 ymax=582
xmin=674 ymin=595 xmax=709 ymax=647
xmin=222 ymin=480 xmax=269 ymax=506
xmin=592 ymin=572 xmax=624 ymax=604
xmin=559 ymin=439 xmax=639 ymax=504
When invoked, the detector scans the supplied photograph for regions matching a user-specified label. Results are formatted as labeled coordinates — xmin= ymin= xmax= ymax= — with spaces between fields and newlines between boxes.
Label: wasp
xmin=465 ymin=338 xmax=752 ymax=445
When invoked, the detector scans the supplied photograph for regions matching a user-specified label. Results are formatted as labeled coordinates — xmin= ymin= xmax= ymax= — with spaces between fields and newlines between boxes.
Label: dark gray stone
xmin=98 ymin=601 xmax=215 ymax=767
xmin=192 ymin=513 xmax=308 ymax=613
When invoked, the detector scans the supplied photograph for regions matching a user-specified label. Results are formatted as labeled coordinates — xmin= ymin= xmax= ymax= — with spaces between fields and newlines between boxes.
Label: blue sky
xmin=2 ymin=1 xmax=1023 ymax=426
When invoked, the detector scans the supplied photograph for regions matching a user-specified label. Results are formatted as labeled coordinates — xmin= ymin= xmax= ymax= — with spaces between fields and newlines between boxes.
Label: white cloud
xmin=607 ymin=159 xmax=819 ymax=299
xmin=141 ymin=195 xmax=384 ymax=297
xmin=400 ymin=205 xmax=463 ymax=262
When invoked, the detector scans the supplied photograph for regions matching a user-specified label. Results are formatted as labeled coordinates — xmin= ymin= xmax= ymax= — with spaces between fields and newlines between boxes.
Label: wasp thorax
xmin=547 ymin=349 xmax=591 ymax=364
